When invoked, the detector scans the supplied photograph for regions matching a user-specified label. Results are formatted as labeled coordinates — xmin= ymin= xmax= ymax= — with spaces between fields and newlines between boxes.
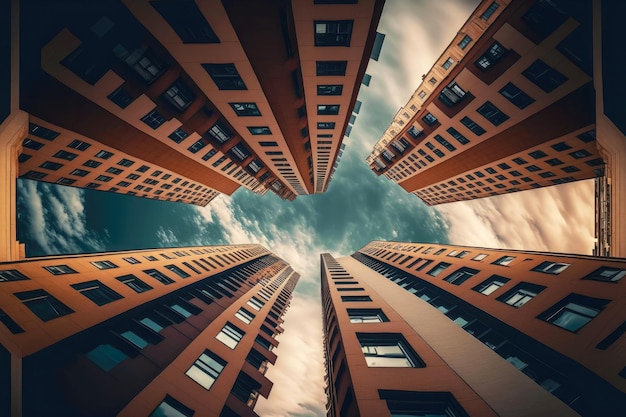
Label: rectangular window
xmin=22 ymin=138 xmax=44 ymax=150
xmin=40 ymin=161 xmax=63 ymax=171
xmin=0 ymin=308 xmax=24 ymax=334
xmin=492 ymin=256 xmax=515 ymax=266
xmin=206 ymin=120 xmax=233 ymax=143
xmin=231 ymin=372 xmax=261 ymax=407
xmin=187 ymin=138 xmax=207 ymax=154
xmin=499 ymin=82 xmax=535 ymax=109
xmin=439 ymin=82 xmax=466 ymax=107
xmin=162 ymin=79 xmax=196 ymax=112
xmin=15 ymin=289 xmax=74 ymax=321
xmin=43 ymin=265 xmax=77 ymax=275
xmin=422 ymin=113 xmax=438 ymax=126
xmin=497 ymin=282 xmax=545 ymax=308
xmin=434 ymin=134 xmax=456 ymax=152
xmin=476 ymin=41 xmax=507 ymax=70
xmin=532 ymin=261 xmax=570 ymax=274
xmin=235 ymin=307 xmax=255 ymax=324
xmin=141 ymin=109 xmax=166 ymax=129
xmin=149 ymin=395 xmax=194 ymax=417
xmin=442 ymin=57 xmax=454 ymax=70
xmin=348 ymin=309 xmax=388 ymax=323
xmin=481 ymin=2 xmax=499 ymax=20
xmin=522 ymin=60 xmax=568 ymax=93
xmin=143 ymin=269 xmax=175 ymax=285
xmin=230 ymin=102 xmax=261 ymax=116
xmin=165 ymin=264 xmax=190 ymax=278
xmin=316 ymin=61 xmax=347 ymax=76
xmin=151 ymin=0 xmax=220 ymax=44
xmin=472 ymin=275 xmax=510 ymax=295
xmin=53 ymin=150 xmax=78 ymax=161
xmin=382 ymin=391 xmax=470 ymax=417
xmin=216 ymin=322 xmax=245 ymax=349
xmin=108 ymin=87 xmax=134 ymax=109
xmin=443 ymin=267 xmax=479 ymax=285
xmin=477 ymin=101 xmax=509 ymax=126
xmin=116 ymin=274 xmax=153 ymax=293
xmin=314 ymin=20 xmax=353 ymax=46
xmin=357 ymin=333 xmax=424 ymax=367
xmin=61 ymin=44 xmax=110 ymax=85
xmin=186 ymin=350 xmax=226 ymax=390
xmin=247 ymin=126 xmax=272 ymax=135
xmin=460 ymin=116 xmax=486 ymax=136
xmin=202 ymin=63 xmax=247 ymax=90
xmin=318 ymin=122 xmax=335 ymax=130
xmin=247 ymin=296 xmax=265 ymax=311
xmin=86 ymin=343 xmax=127 ymax=372
xmin=0 ymin=269 xmax=29 ymax=281
xmin=539 ymin=294 xmax=609 ymax=332
xmin=458 ymin=34 xmax=472 ymax=49
xmin=341 ymin=295 xmax=372 ymax=302
xmin=427 ymin=262 xmax=451 ymax=277
xmin=71 ymin=280 xmax=123 ymax=306
xmin=317 ymin=104 xmax=340 ymax=115
xmin=91 ymin=260 xmax=118 ymax=270
xmin=317 ymin=84 xmax=343 ymax=95
xmin=584 ymin=266 xmax=625 ymax=282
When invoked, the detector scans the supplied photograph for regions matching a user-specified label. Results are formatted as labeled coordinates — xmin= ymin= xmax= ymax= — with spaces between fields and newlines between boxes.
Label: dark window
xmin=107 ymin=87 xmax=134 ymax=109
xmin=499 ymin=82 xmax=535 ymax=109
xmin=151 ymin=0 xmax=220 ymax=43
xmin=116 ymin=274 xmax=153 ymax=293
xmin=230 ymin=102 xmax=261 ymax=116
xmin=408 ymin=127 xmax=423 ymax=139
xmin=70 ymin=169 xmax=89 ymax=177
xmin=422 ymin=113 xmax=438 ymax=126
xmin=477 ymin=101 xmax=509 ymax=126
xmin=231 ymin=372 xmax=261 ymax=407
xmin=106 ymin=167 xmax=123 ymax=175
xmin=0 ymin=269 xmax=29 ymax=281
xmin=230 ymin=142 xmax=250 ymax=161
xmin=570 ymin=149 xmax=591 ymax=159
xmin=522 ymin=60 xmax=568 ymax=93
xmin=529 ymin=150 xmax=548 ymax=159
xmin=248 ymin=126 xmax=272 ymax=135
xmin=67 ymin=139 xmax=91 ymax=151
xmin=149 ymin=395 xmax=194 ymax=417
xmin=317 ymin=104 xmax=340 ymax=115
xmin=341 ymin=295 xmax=372 ymax=302
xmin=206 ymin=120 xmax=233 ymax=143
xmin=522 ymin=0 xmax=568 ymax=39
xmin=539 ymin=294 xmax=609 ymax=332
xmin=71 ymin=280 xmax=123 ymax=306
xmin=434 ymin=134 xmax=456 ymax=152
xmin=162 ymin=79 xmax=196 ymax=112
xmin=427 ymin=262 xmax=451 ymax=277
xmin=18 ymin=154 xmax=32 ymax=163
xmin=40 ymin=161 xmax=63 ymax=171
xmin=22 ymin=138 xmax=44 ymax=150
xmin=0 ymin=308 xmax=24 ymax=334
xmin=526 ymin=165 xmax=541 ymax=172
xmin=577 ymin=130 xmax=596 ymax=143
xmin=476 ymin=42 xmax=507 ymax=70
xmin=86 ymin=344 xmax=127 ymax=372
xmin=546 ymin=158 xmax=563 ymax=166
xmin=169 ymin=128 xmax=189 ymax=144
xmin=316 ymin=61 xmax=347 ymax=76
xmin=438 ymin=82 xmax=466 ymax=107
xmin=357 ymin=333 xmax=424 ymax=367
xmin=141 ymin=109 xmax=166 ymax=129
xmin=126 ymin=49 xmax=166 ymax=84
xmin=15 ymin=289 xmax=74 ymax=321
xmin=583 ymin=266 xmax=625 ymax=282
xmin=318 ymin=122 xmax=335 ymax=130
xmin=497 ymin=282 xmax=545 ymax=308
xmin=382 ymin=391 xmax=470 ymax=417
xmin=513 ymin=157 xmax=527 ymax=165
xmin=317 ymin=84 xmax=343 ymax=95
xmin=143 ymin=269 xmax=175 ymax=285
xmin=42 ymin=265 xmax=76 ymax=275
xmin=458 ymin=35 xmax=472 ymax=49
xmin=314 ymin=20 xmax=353 ymax=46
xmin=202 ymin=63 xmax=247 ymax=90
xmin=348 ymin=308 xmax=389 ymax=323
xmin=137 ymin=165 xmax=150 ymax=172
xmin=165 ymin=264 xmax=190 ymax=278
xmin=460 ymin=116 xmax=486 ymax=135
xmin=29 ymin=123 xmax=60 ymax=141
xmin=61 ymin=44 xmax=109 ymax=85
xmin=187 ymin=138 xmax=208 ymax=154
xmin=443 ymin=267 xmax=479 ymax=285
xmin=481 ymin=2 xmax=499 ymax=20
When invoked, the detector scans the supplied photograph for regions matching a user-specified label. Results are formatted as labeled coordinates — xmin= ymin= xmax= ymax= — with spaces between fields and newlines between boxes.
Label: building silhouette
xmin=321 ymin=241 xmax=626 ymax=417
xmin=0 ymin=244 xmax=299 ymax=417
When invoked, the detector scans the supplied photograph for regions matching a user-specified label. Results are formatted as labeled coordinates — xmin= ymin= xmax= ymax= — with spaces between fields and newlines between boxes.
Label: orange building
xmin=322 ymin=241 xmax=626 ymax=417
xmin=0 ymin=244 xmax=299 ymax=417
xmin=10 ymin=0 xmax=384 ymax=203
xmin=366 ymin=0 xmax=605 ymax=206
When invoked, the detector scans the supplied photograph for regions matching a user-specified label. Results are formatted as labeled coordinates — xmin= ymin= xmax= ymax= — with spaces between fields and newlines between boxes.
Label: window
xmin=314 ymin=20 xmax=353 ymax=46
xmin=439 ymin=82 xmax=466 ymax=107
xmin=216 ymin=322 xmax=245 ymax=349
xmin=458 ymin=34 xmax=472 ymax=49
xmin=522 ymin=60 xmax=568 ymax=93
xmin=22 ymin=138 xmax=44 ymax=150
xmin=187 ymin=138 xmax=208 ymax=154
xmin=40 ymin=161 xmax=63 ymax=171
xmin=422 ymin=113 xmax=438 ymax=126
xmin=427 ymin=262 xmax=451 ymax=277
xmin=86 ymin=343 xmax=128 ymax=372
xmin=492 ymin=255 xmax=515 ymax=266
xmin=186 ymin=349 xmax=226 ymax=390
xmin=317 ymin=84 xmax=343 ymax=95
xmin=141 ymin=109 xmax=166 ymax=129
xmin=583 ymin=266 xmax=626 ymax=282
xmin=476 ymin=42 xmax=507 ymax=70
xmin=165 ymin=264 xmax=190 ymax=278
xmin=206 ymin=120 xmax=233 ymax=143
xmin=247 ymin=296 xmax=265 ymax=311
xmin=248 ymin=126 xmax=272 ymax=135
xmin=91 ymin=260 xmax=118 ymax=270
xmin=532 ymin=261 xmax=570 ymax=274
xmin=0 ymin=308 xmax=24 ymax=334
xmin=497 ymin=282 xmax=545 ymax=308
xmin=317 ymin=122 xmax=335 ymax=130
xmin=570 ymin=149 xmax=591 ymax=159
xmin=149 ymin=396 xmax=194 ymax=417
xmin=477 ymin=101 xmax=509 ymax=126
xmin=0 ymin=269 xmax=29 ymax=282
xmin=443 ymin=267 xmax=479 ymax=285
xmin=231 ymin=372 xmax=261 ymax=407
xmin=162 ymin=79 xmax=196 ymax=112
xmin=143 ymin=269 xmax=175 ymax=285
xmin=15 ymin=289 xmax=74 ymax=321
xmin=473 ymin=275 xmax=510 ymax=295
xmin=341 ymin=295 xmax=372 ymax=302
xmin=499 ymin=82 xmax=535 ymax=109
xmin=317 ymin=104 xmax=340 ymax=115
xmin=435 ymin=135 xmax=456 ymax=152
xmin=106 ymin=167 xmax=123 ymax=175
xmin=43 ymin=265 xmax=77 ymax=275
xmin=460 ymin=116 xmax=486 ymax=135
xmin=382 ymin=390 xmax=470 ymax=417
xmin=442 ymin=57 xmax=455 ymax=70
xmin=108 ymin=87 xmax=133 ymax=109
xmin=202 ymin=63 xmax=247 ymax=90
xmin=116 ymin=274 xmax=153 ymax=293
xmin=539 ymin=294 xmax=609 ymax=332
xmin=316 ymin=61 xmax=347 ymax=76
xmin=235 ymin=307 xmax=255 ymax=324
xmin=62 ymin=44 xmax=110 ymax=85
xmin=348 ymin=309 xmax=388 ymax=323
xmin=481 ymin=2 xmax=499 ymax=20
xmin=230 ymin=102 xmax=261 ymax=116
xmin=151 ymin=0 xmax=220 ymax=44
xmin=358 ymin=333 xmax=424 ymax=367
xmin=71 ymin=280 xmax=123 ymax=306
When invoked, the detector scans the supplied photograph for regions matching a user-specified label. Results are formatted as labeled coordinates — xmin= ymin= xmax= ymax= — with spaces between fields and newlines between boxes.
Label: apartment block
xmin=0 ymin=244 xmax=300 ymax=417
xmin=366 ymin=0 xmax=604 ymax=206
xmin=321 ymin=241 xmax=626 ymax=417
xmin=9 ymin=0 xmax=384 ymax=204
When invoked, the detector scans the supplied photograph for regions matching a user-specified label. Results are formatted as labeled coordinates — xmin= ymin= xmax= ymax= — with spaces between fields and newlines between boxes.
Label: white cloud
xmin=155 ymin=226 xmax=180 ymax=247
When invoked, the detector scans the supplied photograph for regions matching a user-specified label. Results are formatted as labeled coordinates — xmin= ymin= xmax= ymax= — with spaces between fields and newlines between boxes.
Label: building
xmin=321 ymin=241 xmax=626 ymax=417
xmin=4 ymin=0 xmax=385 ymax=208
xmin=0 ymin=244 xmax=300 ymax=417
xmin=366 ymin=0 xmax=607 ymax=206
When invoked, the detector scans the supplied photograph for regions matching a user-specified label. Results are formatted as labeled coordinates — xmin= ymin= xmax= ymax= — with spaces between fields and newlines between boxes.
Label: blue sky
xmin=16 ymin=1 xmax=596 ymax=416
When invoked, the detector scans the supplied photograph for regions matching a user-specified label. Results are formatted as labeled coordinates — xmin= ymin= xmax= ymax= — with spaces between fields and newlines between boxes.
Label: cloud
xmin=17 ymin=180 xmax=107 ymax=255
xmin=437 ymin=180 xmax=595 ymax=254
xmin=155 ymin=226 xmax=180 ymax=247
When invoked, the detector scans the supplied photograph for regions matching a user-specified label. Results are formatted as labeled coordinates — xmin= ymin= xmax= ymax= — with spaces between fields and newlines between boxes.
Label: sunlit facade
xmin=0 ymin=244 xmax=299 ymax=417
xmin=321 ymin=241 xmax=626 ymax=417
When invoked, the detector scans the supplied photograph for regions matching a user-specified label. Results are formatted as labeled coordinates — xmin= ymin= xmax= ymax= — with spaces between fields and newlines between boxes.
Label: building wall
xmin=367 ymin=0 xmax=601 ymax=206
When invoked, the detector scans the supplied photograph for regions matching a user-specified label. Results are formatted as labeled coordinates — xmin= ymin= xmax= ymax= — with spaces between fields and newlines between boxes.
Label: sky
xmin=15 ymin=1 xmax=596 ymax=416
